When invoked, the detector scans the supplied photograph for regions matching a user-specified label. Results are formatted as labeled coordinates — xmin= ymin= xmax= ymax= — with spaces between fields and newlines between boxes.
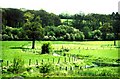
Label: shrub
xmin=20 ymin=71 xmax=29 ymax=77
xmin=75 ymin=32 xmax=85 ymax=41
xmin=7 ymin=56 xmax=25 ymax=74
xmin=2 ymin=34 xmax=10 ymax=40
xmin=63 ymin=48 xmax=69 ymax=52
xmin=43 ymin=36 xmax=49 ymax=41
xmin=41 ymin=42 xmax=52 ymax=54
xmin=64 ymin=33 xmax=71 ymax=41
xmin=57 ymin=36 xmax=64 ymax=41
xmin=39 ymin=63 xmax=52 ymax=73
xmin=26 ymin=67 xmax=32 ymax=72
xmin=49 ymin=36 xmax=57 ymax=41
xmin=2 ymin=66 xmax=8 ymax=73
xmin=106 ymin=33 xmax=114 ymax=40
xmin=39 ymin=63 xmax=53 ymax=77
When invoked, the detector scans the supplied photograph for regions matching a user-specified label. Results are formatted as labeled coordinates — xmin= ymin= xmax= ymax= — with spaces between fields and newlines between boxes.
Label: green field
xmin=1 ymin=41 xmax=120 ymax=78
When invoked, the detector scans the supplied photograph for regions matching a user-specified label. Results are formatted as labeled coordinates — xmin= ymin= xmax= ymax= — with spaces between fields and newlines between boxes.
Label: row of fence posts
xmin=2 ymin=60 xmax=86 ymax=76
xmin=0 ymin=60 xmax=82 ymax=72
xmin=22 ymin=46 xmax=115 ymax=54
xmin=28 ymin=57 xmax=77 ymax=66
xmin=59 ymin=66 xmax=83 ymax=71
xmin=1 ymin=58 xmax=96 ymax=75
xmin=56 ymin=46 xmax=114 ymax=50
xmin=3 ymin=57 xmax=83 ymax=74
xmin=4 ymin=56 xmax=78 ymax=67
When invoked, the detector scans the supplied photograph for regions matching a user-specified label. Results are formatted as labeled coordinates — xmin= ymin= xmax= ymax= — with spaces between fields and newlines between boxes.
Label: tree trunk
xmin=114 ymin=40 xmax=116 ymax=46
xmin=32 ymin=39 xmax=35 ymax=49
xmin=114 ymin=32 xmax=116 ymax=46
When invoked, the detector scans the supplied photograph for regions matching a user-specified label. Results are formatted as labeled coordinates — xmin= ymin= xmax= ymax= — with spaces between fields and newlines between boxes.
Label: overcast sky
xmin=0 ymin=0 xmax=119 ymax=15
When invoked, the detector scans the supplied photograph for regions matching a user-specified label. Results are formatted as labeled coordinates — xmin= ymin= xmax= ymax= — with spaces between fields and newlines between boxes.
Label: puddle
xmin=92 ymin=62 xmax=120 ymax=67
xmin=53 ymin=53 xmax=60 ymax=56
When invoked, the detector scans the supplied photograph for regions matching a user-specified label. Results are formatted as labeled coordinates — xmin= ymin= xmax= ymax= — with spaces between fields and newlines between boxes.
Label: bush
xmin=41 ymin=42 xmax=52 ymax=54
xmin=93 ymin=30 xmax=102 ymax=40
xmin=57 ymin=36 xmax=64 ymax=41
xmin=2 ymin=34 xmax=10 ymax=40
xmin=7 ymin=56 xmax=25 ymax=74
xmin=106 ymin=33 xmax=114 ymax=40
xmin=63 ymin=48 xmax=69 ymax=52
xmin=39 ymin=63 xmax=52 ymax=73
xmin=75 ymin=32 xmax=85 ymax=41
xmin=64 ymin=33 xmax=71 ymax=41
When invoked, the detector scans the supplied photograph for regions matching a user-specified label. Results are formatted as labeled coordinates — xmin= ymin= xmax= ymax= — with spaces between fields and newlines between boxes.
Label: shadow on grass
xmin=10 ymin=46 xmax=30 ymax=49
xmin=115 ymin=46 xmax=120 ymax=48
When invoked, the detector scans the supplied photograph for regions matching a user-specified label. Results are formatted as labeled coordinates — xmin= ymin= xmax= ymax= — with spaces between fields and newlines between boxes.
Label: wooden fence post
xmin=7 ymin=61 xmax=9 ymax=66
xmin=79 ymin=66 xmax=82 ymax=69
xmin=78 ymin=70 xmax=79 ymax=74
xmin=69 ymin=57 xmax=70 ymax=62
xmin=65 ymin=67 xmax=67 ymax=71
xmin=64 ymin=57 xmax=66 ymax=62
xmin=60 ymin=66 xmax=62 ymax=70
xmin=53 ymin=58 xmax=54 ymax=63
xmin=72 ymin=57 xmax=74 ymax=62
xmin=13 ymin=58 xmax=16 ymax=67
xmin=53 ymin=66 xmax=54 ymax=71
xmin=87 ymin=47 xmax=88 ymax=50
xmin=29 ymin=59 xmax=31 ymax=66
xmin=74 ymin=57 xmax=75 ymax=61
xmin=70 ymin=66 xmax=73 ymax=70
xmin=42 ymin=59 xmax=43 ymax=64
xmin=36 ymin=59 xmax=38 ymax=65
xmin=70 ymin=54 xmax=71 ymax=57
xmin=58 ymin=58 xmax=60 ymax=64
xmin=48 ymin=58 xmax=49 ymax=62
xmin=62 ymin=45 xmax=64 ymax=49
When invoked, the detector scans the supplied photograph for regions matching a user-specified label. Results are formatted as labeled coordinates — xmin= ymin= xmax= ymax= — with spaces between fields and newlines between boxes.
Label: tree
xmin=99 ymin=23 xmax=113 ymax=40
xmin=49 ymin=13 xmax=61 ymax=26
xmin=72 ymin=13 xmax=85 ymax=30
xmin=33 ymin=9 xmax=61 ymax=27
xmin=82 ymin=26 xmax=92 ymax=39
xmin=93 ymin=30 xmax=102 ymax=40
xmin=2 ymin=8 xmax=24 ymax=28
xmin=23 ymin=12 xmax=43 ymax=49
xmin=112 ymin=12 xmax=120 ymax=46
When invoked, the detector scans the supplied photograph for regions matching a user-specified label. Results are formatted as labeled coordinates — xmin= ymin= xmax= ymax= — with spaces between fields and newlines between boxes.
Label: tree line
xmin=1 ymin=8 xmax=120 ymax=48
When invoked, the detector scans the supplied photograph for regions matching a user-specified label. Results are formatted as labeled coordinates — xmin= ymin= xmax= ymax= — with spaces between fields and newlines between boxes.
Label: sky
xmin=0 ymin=0 xmax=120 ymax=15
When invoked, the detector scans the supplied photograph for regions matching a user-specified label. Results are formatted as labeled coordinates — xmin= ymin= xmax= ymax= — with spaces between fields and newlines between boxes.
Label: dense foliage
xmin=43 ymin=25 xmax=84 ymax=41
xmin=2 ymin=8 xmax=120 ymax=41
xmin=41 ymin=42 xmax=52 ymax=54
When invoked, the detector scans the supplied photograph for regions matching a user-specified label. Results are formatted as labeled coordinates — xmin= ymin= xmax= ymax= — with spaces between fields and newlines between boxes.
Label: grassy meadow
xmin=1 ymin=40 xmax=120 ymax=78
